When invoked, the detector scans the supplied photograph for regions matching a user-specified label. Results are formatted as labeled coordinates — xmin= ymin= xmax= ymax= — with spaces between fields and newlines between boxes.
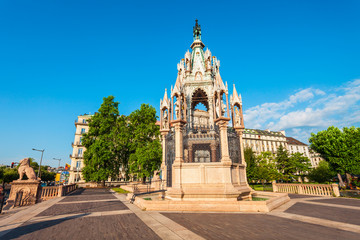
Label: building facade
xmin=243 ymin=129 xmax=287 ymax=154
xmin=68 ymin=114 xmax=92 ymax=183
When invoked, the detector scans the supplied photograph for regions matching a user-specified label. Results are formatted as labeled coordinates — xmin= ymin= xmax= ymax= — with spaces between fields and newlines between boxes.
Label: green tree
xmin=244 ymin=147 xmax=256 ymax=182
xmin=254 ymin=152 xmax=282 ymax=182
xmin=113 ymin=115 xmax=132 ymax=179
xmin=128 ymin=104 xmax=162 ymax=181
xmin=289 ymin=152 xmax=312 ymax=181
xmin=308 ymin=161 xmax=335 ymax=183
xmin=82 ymin=96 xmax=121 ymax=186
xmin=309 ymin=126 xmax=360 ymax=175
xmin=275 ymin=145 xmax=293 ymax=181
xmin=0 ymin=167 xmax=19 ymax=184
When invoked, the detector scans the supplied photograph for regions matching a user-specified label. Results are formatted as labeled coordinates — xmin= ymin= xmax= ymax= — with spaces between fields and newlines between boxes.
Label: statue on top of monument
xmin=193 ymin=19 xmax=201 ymax=40
xmin=18 ymin=158 xmax=40 ymax=181
xmin=163 ymin=110 xmax=168 ymax=129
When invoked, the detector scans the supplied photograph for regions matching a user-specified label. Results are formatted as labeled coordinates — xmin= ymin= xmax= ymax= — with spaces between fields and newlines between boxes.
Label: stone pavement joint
xmin=57 ymin=198 xmax=122 ymax=205
xmin=112 ymin=192 xmax=205 ymax=240
xmin=29 ymin=209 xmax=133 ymax=222
xmin=269 ymin=211 xmax=360 ymax=234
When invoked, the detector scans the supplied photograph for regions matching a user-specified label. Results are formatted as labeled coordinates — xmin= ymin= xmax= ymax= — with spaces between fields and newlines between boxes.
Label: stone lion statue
xmin=18 ymin=158 xmax=40 ymax=180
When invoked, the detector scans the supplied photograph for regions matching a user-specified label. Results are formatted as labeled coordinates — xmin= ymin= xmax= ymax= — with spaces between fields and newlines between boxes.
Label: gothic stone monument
xmin=160 ymin=20 xmax=251 ymax=201
xmin=6 ymin=158 xmax=41 ymax=208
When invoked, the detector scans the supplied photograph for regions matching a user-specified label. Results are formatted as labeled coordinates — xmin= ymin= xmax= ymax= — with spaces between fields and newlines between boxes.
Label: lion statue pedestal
xmin=5 ymin=158 xmax=41 ymax=209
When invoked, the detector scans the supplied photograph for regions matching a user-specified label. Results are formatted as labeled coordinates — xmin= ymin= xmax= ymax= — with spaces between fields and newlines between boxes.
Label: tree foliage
xmin=244 ymin=147 xmax=256 ymax=182
xmin=309 ymin=126 xmax=360 ymax=175
xmin=254 ymin=152 xmax=282 ymax=182
xmin=274 ymin=145 xmax=311 ymax=181
xmin=128 ymin=104 xmax=162 ymax=180
xmin=308 ymin=161 xmax=335 ymax=183
xmin=82 ymin=96 xmax=162 ymax=183
xmin=82 ymin=96 xmax=120 ymax=183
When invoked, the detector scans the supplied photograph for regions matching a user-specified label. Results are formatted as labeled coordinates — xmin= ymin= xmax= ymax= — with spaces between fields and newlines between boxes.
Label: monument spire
xmin=191 ymin=19 xmax=205 ymax=49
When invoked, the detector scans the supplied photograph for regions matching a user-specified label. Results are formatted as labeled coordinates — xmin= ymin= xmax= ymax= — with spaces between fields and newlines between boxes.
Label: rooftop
xmin=286 ymin=137 xmax=308 ymax=146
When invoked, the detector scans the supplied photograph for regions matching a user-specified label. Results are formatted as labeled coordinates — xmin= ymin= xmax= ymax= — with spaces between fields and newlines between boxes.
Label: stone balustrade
xmin=39 ymin=184 xmax=77 ymax=201
xmin=272 ymin=182 xmax=340 ymax=197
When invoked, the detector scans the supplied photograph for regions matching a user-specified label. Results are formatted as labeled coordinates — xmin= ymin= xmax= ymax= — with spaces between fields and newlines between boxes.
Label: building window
xmin=76 ymin=161 xmax=81 ymax=169
xmin=78 ymin=148 xmax=83 ymax=156
xmin=82 ymin=119 xmax=87 ymax=123
xmin=81 ymin=128 xmax=86 ymax=134
xmin=79 ymin=137 xmax=83 ymax=144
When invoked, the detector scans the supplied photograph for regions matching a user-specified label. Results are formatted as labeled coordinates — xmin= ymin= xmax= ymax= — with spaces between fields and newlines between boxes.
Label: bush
xmin=308 ymin=161 xmax=334 ymax=183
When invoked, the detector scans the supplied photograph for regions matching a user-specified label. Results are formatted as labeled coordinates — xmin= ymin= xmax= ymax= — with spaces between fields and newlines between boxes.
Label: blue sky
xmin=1 ymin=0 xmax=359 ymax=167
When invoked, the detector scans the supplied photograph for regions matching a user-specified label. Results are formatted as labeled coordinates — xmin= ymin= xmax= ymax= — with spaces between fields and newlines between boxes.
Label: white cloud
xmin=244 ymin=79 xmax=360 ymax=143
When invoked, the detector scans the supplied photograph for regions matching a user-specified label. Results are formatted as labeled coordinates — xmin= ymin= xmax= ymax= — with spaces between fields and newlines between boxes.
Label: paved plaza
xmin=0 ymin=189 xmax=359 ymax=240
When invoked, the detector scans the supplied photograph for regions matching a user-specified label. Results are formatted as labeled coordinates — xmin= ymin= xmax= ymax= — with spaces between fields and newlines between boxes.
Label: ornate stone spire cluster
xmin=160 ymin=20 xmax=244 ymax=130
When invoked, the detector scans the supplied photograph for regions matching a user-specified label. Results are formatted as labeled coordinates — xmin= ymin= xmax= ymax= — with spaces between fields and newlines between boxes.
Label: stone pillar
xmin=215 ymin=117 xmax=231 ymax=164
xmin=208 ymin=98 xmax=214 ymax=129
xmin=173 ymin=120 xmax=185 ymax=164
xmin=235 ymin=127 xmax=245 ymax=164
xmin=160 ymin=131 xmax=169 ymax=182
xmin=331 ymin=183 xmax=340 ymax=197
xmin=210 ymin=143 xmax=217 ymax=162
xmin=272 ymin=181 xmax=278 ymax=192
xmin=188 ymin=144 xmax=193 ymax=163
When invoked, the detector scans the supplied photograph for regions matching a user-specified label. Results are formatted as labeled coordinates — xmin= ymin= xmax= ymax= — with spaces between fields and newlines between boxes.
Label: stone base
xmin=131 ymin=192 xmax=290 ymax=212
xmin=167 ymin=162 xmax=252 ymax=201
xmin=166 ymin=184 xmax=252 ymax=201
xmin=5 ymin=180 xmax=41 ymax=208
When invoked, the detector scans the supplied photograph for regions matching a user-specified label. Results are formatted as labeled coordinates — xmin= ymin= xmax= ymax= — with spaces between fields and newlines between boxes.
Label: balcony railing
xmin=69 ymin=154 xmax=83 ymax=159
xmin=74 ymin=120 xmax=88 ymax=126
xmin=71 ymin=142 xmax=82 ymax=147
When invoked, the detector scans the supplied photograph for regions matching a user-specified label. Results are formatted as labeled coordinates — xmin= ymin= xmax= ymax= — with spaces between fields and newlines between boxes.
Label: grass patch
xmin=112 ymin=188 xmax=130 ymax=194
xmin=252 ymin=197 xmax=268 ymax=201
xmin=143 ymin=197 xmax=152 ymax=201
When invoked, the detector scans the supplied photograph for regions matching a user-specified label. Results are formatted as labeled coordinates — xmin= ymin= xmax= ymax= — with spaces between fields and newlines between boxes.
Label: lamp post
xmin=53 ymin=158 xmax=61 ymax=170
xmin=32 ymin=148 xmax=44 ymax=179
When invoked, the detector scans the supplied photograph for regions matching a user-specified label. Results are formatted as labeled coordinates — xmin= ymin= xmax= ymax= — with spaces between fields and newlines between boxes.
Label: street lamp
xmin=32 ymin=148 xmax=44 ymax=179
xmin=53 ymin=158 xmax=61 ymax=170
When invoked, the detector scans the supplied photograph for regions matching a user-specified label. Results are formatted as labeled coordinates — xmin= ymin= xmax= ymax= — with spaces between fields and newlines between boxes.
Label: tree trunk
xmin=101 ymin=180 xmax=105 ymax=187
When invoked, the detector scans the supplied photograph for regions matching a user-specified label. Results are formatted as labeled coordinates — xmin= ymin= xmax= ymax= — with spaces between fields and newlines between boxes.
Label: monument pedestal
xmin=5 ymin=180 xmax=41 ymax=208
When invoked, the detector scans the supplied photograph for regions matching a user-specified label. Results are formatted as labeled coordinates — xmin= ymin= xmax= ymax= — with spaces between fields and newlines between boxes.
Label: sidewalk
xmin=0 ymin=190 xmax=359 ymax=239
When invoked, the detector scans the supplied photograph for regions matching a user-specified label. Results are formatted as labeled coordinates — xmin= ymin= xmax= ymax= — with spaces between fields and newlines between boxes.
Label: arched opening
xmin=191 ymin=88 xmax=210 ymax=128
xmin=191 ymin=88 xmax=209 ymax=110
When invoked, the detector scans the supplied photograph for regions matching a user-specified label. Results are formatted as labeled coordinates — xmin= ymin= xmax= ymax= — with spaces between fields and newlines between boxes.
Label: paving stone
xmin=308 ymin=197 xmax=360 ymax=207
xmin=37 ymin=200 xmax=128 ymax=216
xmin=285 ymin=202 xmax=360 ymax=225
xmin=60 ymin=194 xmax=117 ymax=202
xmin=162 ymin=213 xmax=360 ymax=240
xmin=288 ymin=194 xmax=320 ymax=199
xmin=2 ymin=214 xmax=161 ymax=240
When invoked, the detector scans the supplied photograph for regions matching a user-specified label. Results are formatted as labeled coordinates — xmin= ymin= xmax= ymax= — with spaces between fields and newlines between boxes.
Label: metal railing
xmin=130 ymin=180 xmax=166 ymax=203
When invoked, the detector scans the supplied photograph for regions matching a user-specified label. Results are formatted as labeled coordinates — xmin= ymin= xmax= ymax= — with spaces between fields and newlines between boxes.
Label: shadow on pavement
xmin=2 ymin=214 xmax=87 ymax=240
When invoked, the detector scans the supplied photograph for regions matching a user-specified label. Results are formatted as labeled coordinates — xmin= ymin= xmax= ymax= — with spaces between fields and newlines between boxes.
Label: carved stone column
xmin=210 ymin=143 xmax=217 ymax=162
xmin=160 ymin=130 xmax=169 ymax=181
xmin=188 ymin=144 xmax=193 ymax=163
xmin=234 ymin=127 xmax=245 ymax=165
xmin=173 ymin=120 xmax=186 ymax=164
xmin=215 ymin=117 xmax=231 ymax=164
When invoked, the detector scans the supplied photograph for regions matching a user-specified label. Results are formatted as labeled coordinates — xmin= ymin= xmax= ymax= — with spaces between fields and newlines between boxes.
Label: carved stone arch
xmin=191 ymin=88 xmax=209 ymax=111
xmin=195 ymin=72 xmax=202 ymax=81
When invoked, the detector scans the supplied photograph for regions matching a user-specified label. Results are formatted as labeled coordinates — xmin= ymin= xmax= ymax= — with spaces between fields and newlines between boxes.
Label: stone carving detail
xmin=235 ymin=107 xmax=241 ymax=126
xmin=18 ymin=158 xmax=39 ymax=180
